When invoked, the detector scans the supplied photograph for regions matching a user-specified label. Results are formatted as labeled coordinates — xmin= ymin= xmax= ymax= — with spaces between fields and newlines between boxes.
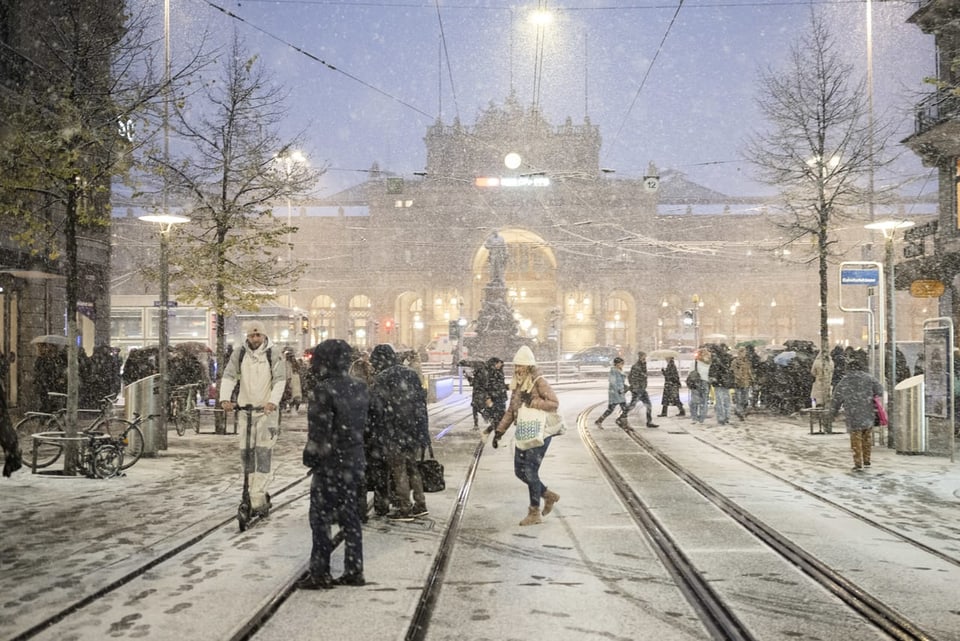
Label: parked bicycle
xmin=169 ymin=384 xmax=201 ymax=436
xmin=15 ymin=393 xmax=145 ymax=471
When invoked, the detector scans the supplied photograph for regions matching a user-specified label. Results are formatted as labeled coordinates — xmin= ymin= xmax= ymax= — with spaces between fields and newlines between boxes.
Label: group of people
xmin=224 ymin=325 xmax=432 ymax=591
xmin=596 ymin=350 xmax=684 ymax=428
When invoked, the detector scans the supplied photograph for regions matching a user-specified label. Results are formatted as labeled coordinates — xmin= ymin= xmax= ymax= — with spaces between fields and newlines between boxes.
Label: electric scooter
xmin=237 ymin=404 xmax=268 ymax=532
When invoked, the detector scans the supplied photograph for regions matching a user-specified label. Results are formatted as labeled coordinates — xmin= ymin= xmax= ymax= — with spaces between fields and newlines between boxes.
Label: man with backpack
xmin=219 ymin=322 xmax=287 ymax=517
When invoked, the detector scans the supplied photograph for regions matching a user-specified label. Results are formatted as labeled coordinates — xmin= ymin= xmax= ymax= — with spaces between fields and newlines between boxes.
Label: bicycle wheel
xmin=14 ymin=415 xmax=63 ymax=469
xmin=172 ymin=405 xmax=186 ymax=437
xmin=91 ymin=443 xmax=123 ymax=479
xmin=96 ymin=417 xmax=143 ymax=470
xmin=119 ymin=424 xmax=145 ymax=470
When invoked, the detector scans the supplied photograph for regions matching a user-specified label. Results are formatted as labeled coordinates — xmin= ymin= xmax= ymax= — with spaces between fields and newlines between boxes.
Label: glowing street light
xmin=140 ymin=213 xmax=191 ymax=443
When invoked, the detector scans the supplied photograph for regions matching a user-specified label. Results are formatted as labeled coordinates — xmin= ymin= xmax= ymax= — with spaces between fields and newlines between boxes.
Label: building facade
xmin=112 ymin=95 xmax=935 ymax=362
xmin=900 ymin=1 xmax=960 ymax=330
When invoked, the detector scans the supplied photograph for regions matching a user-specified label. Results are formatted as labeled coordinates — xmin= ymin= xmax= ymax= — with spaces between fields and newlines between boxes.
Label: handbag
xmin=418 ymin=443 xmax=445 ymax=493
xmin=546 ymin=411 xmax=566 ymax=436
xmin=515 ymin=405 xmax=548 ymax=450
xmin=873 ymin=396 xmax=888 ymax=427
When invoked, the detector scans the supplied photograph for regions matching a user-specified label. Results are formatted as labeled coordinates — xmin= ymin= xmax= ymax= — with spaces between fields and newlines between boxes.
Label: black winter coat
xmin=369 ymin=364 xmax=430 ymax=454
xmin=304 ymin=340 xmax=369 ymax=471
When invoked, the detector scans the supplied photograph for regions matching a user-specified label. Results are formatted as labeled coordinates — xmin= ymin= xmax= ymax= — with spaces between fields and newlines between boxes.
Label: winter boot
xmin=658 ymin=407 xmax=668 ymax=417
xmin=678 ymin=405 xmax=686 ymax=417
xmin=519 ymin=506 xmax=542 ymax=526
xmin=541 ymin=489 xmax=560 ymax=516
xmin=645 ymin=410 xmax=660 ymax=428
xmin=594 ymin=418 xmax=604 ymax=429
xmin=616 ymin=415 xmax=629 ymax=427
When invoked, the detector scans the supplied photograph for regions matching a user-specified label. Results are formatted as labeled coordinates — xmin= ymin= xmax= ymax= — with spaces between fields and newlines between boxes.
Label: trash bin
xmin=894 ymin=374 xmax=925 ymax=454
xmin=123 ymin=374 xmax=163 ymax=456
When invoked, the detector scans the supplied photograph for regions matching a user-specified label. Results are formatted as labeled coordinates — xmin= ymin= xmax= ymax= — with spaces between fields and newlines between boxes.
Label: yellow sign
xmin=910 ymin=280 xmax=945 ymax=298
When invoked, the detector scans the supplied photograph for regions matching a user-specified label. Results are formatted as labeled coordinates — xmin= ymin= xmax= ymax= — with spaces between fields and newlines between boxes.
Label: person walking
xmin=829 ymin=352 xmax=883 ymax=472
xmin=625 ymin=351 xmax=659 ymax=427
xmin=282 ymin=350 xmax=303 ymax=414
xmin=595 ymin=356 xmax=630 ymax=428
xmin=731 ymin=347 xmax=755 ymax=421
xmin=460 ymin=358 xmax=491 ymax=430
xmin=368 ymin=344 xmax=431 ymax=521
xmin=296 ymin=339 xmax=369 ymax=590
xmin=1 ymin=378 xmax=22 ymax=477
xmin=491 ymin=345 xmax=560 ymax=526
xmin=688 ymin=348 xmax=712 ymax=424
xmin=708 ymin=344 xmax=734 ymax=425
xmin=218 ymin=322 xmax=287 ymax=517
xmin=482 ymin=357 xmax=508 ymax=431
xmin=659 ymin=356 xmax=685 ymax=418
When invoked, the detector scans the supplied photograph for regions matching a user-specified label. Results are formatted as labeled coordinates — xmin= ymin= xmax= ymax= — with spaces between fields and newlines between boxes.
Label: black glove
xmin=492 ymin=432 xmax=501 ymax=448
xmin=519 ymin=391 xmax=533 ymax=406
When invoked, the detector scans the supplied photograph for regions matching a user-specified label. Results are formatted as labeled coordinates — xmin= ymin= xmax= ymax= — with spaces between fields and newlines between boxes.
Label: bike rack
xmin=30 ymin=431 xmax=112 ymax=476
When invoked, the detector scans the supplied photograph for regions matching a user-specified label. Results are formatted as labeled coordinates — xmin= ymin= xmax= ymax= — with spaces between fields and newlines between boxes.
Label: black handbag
xmin=418 ymin=443 xmax=445 ymax=493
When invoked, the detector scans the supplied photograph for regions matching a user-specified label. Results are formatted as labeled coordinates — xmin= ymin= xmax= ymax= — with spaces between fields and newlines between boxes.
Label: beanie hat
xmin=513 ymin=345 xmax=537 ymax=366
xmin=243 ymin=321 xmax=265 ymax=336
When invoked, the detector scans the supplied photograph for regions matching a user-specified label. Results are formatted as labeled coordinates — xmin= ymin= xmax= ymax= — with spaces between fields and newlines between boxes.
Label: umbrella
xmin=30 ymin=335 xmax=69 ymax=346
xmin=648 ymin=349 xmax=680 ymax=360
xmin=736 ymin=338 xmax=768 ymax=348
xmin=774 ymin=350 xmax=798 ymax=366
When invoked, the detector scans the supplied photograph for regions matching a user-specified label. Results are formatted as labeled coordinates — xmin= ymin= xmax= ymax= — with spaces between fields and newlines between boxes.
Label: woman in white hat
xmin=491 ymin=345 xmax=560 ymax=526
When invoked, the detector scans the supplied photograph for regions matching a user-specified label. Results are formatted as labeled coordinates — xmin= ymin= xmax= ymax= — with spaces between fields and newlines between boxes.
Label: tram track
xmin=583 ymin=402 xmax=945 ymax=641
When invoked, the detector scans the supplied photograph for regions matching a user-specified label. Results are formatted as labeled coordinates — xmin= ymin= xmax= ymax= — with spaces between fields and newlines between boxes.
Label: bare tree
xmin=141 ymin=36 xmax=319 ymax=432
xmin=745 ymin=11 xmax=894 ymax=423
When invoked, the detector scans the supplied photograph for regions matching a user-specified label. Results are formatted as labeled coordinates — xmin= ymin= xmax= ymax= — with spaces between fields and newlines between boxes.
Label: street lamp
xmin=865 ymin=219 xmax=915 ymax=448
xmin=140 ymin=213 xmax=190 ymax=445
xmin=274 ymin=149 xmax=307 ymax=303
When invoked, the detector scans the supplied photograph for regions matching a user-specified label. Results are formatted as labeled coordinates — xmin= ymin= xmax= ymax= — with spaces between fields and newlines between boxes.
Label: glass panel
xmin=111 ymin=309 xmax=145 ymax=339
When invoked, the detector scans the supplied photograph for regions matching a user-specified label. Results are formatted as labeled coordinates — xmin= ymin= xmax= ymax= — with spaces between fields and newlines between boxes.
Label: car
xmin=569 ymin=346 xmax=621 ymax=366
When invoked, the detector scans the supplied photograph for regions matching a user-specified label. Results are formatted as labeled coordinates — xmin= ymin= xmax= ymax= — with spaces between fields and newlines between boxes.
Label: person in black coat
xmin=297 ymin=339 xmax=369 ymax=590
xmin=482 ymin=357 xmax=508 ymax=429
xmin=1 ymin=379 xmax=21 ymax=477
xmin=368 ymin=343 xmax=431 ymax=521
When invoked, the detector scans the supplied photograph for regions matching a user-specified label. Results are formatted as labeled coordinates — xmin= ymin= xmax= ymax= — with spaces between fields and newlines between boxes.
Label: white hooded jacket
xmin=218 ymin=337 xmax=287 ymax=411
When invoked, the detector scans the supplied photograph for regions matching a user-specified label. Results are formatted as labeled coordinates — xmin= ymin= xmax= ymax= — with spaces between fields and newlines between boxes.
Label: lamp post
xmin=274 ymin=149 xmax=306 ymax=303
xmin=865 ymin=219 xmax=915 ymax=448
xmin=140 ymin=213 xmax=190 ymax=445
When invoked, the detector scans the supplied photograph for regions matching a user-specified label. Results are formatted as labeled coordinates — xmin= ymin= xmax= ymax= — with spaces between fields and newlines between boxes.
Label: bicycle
xmin=15 ymin=394 xmax=145 ymax=471
xmin=169 ymin=384 xmax=201 ymax=436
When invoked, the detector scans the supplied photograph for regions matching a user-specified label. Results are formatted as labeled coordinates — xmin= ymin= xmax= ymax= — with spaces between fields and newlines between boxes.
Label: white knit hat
xmin=513 ymin=345 xmax=537 ymax=366
xmin=243 ymin=321 xmax=266 ymax=336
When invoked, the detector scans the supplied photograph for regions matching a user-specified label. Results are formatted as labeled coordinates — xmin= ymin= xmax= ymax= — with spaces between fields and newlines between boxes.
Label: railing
xmin=914 ymin=88 xmax=960 ymax=137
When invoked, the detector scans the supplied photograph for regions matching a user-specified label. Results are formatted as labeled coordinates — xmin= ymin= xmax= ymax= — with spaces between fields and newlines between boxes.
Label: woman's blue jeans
xmin=514 ymin=435 xmax=553 ymax=507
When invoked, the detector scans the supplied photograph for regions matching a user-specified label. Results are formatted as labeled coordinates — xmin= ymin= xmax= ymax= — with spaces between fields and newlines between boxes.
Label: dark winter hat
xmin=613 ymin=357 xmax=624 ymax=365
xmin=370 ymin=343 xmax=397 ymax=372
xmin=311 ymin=339 xmax=353 ymax=377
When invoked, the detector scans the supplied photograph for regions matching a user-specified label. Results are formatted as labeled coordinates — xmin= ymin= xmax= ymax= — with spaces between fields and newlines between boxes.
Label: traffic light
xmin=384 ymin=319 xmax=394 ymax=332
xmin=682 ymin=310 xmax=694 ymax=326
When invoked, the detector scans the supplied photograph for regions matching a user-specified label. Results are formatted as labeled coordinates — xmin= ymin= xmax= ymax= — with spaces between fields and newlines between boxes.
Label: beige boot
xmin=519 ymin=506 xmax=542 ymax=526
xmin=541 ymin=490 xmax=560 ymax=516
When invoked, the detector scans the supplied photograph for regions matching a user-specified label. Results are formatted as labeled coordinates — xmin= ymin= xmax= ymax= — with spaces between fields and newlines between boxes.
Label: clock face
xmin=504 ymin=152 xmax=522 ymax=170
xmin=643 ymin=176 xmax=660 ymax=193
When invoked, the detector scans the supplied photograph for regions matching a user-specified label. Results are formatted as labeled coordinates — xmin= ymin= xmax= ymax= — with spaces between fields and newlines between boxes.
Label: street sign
xmin=910 ymin=279 xmax=945 ymax=298
xmin=153 ymin=300 xmax=178 ymax=307
xmin=840 ymin=268 xmax=880 ymax=286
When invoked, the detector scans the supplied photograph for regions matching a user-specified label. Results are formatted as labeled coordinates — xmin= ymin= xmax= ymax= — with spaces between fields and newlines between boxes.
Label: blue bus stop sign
xmin=840 ymin=268 xmax=880 ymax=286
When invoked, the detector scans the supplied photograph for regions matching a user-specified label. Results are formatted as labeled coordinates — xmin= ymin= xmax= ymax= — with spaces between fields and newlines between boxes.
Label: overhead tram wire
xmin=203 ymin=0 xmax=434 ymax=120
xmin=607 ymin=0 xmax=685 ymax=161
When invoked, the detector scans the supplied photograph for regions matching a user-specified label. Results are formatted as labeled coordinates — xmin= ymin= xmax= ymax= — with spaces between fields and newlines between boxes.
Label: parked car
xmin=568 ymin=346 xmax=621 ymax=366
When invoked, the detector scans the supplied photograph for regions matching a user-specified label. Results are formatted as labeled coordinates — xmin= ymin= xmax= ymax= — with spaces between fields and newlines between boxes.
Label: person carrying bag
xmin=491 ymin=346 xmax=561 ymax=526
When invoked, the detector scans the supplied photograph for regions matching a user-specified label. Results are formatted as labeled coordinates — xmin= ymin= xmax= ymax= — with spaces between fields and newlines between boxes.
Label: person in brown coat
xmin=492 ymin=346 xmax=561 ymax=526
